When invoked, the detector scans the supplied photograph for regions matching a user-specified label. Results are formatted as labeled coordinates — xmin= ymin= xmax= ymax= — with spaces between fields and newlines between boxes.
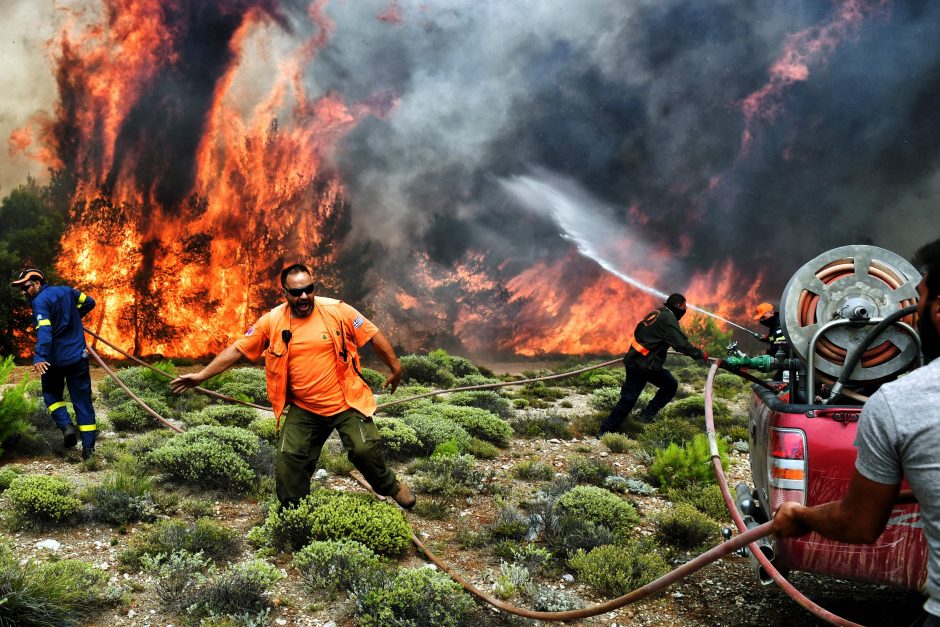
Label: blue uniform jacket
xmin=29 ymin=284 xmax=96 ymax=366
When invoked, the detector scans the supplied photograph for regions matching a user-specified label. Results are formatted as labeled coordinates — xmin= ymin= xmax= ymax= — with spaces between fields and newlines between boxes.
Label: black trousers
xmin=599 ymin=366 xmax=678 ymax=433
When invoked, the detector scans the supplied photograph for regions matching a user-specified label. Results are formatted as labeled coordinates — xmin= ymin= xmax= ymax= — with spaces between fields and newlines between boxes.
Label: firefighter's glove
xmin=701 ymin=351 xmax=710 ymax=364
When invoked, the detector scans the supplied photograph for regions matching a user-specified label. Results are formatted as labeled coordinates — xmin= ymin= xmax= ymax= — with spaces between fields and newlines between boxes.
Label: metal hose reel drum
xmin=780 ymin=245 xmax=921 ymax=385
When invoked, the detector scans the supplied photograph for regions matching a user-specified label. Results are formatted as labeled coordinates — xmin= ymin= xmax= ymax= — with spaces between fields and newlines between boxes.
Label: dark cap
xmin=665 ymin=293 xmax=686 ymax=308
xmin=10 ymin=268 xmax=45 ymax=287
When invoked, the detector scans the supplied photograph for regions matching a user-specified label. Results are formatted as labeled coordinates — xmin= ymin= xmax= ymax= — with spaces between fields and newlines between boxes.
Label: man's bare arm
xmin=773 ymin=469 xmax=900 ymax=543
xmin=368 ymin=330 xmax=402 ymax=394
xmin=170 ymin=344 xmax=244 ymax=394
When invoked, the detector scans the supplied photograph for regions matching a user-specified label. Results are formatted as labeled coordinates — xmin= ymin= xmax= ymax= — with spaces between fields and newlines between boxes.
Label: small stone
xmin=599 ymin=451 xmax=608 ymax=457
xmin=128 ymin=610 xmax=136 ymax=618
xmin=562 ymin=573 xmax=575 ymax=583
xmin=549 ymin=438 xmax=560 ymax=444
xmin=672 ymin=591 xmax=684 ymax=598
xmin=275 ymin=620 xmax=287 ymax=626
xmin=323 ymin=622 xmax=338 ymax=627
xmin=313 ymin=469 xmax=329 ymax=481
xmin=35 ymin=539 xmax=61 ymax=551
xmin=422 ymin=563 xmax=438 ymax=570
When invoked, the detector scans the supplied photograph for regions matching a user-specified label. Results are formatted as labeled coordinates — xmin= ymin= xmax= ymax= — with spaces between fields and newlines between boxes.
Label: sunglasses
xmin=18 ymin=281 xmax=34 ymax=292
xmin=285 ymin=283 xmax=315 ymax=297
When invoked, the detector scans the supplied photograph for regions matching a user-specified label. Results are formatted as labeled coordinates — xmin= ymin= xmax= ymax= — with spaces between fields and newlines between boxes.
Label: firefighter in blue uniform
xmin=12 ymin=268 xmax=98 ymax=459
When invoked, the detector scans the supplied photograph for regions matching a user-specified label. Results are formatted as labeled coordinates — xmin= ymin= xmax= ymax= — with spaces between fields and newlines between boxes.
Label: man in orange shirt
xmin=171 ymin=264 xmax=413 ymax=510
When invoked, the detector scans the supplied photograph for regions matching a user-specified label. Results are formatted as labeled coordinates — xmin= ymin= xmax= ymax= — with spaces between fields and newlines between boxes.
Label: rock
xmin=275 ymin=620 xmax=287 ymax=626
xmin=562 ymin=573 xmax=575 ymax=583
xmin=313 ymin=469 xmax=329 ymax=481
xmin=35 ymin=539 xmax=60 ymax=551
xmin=323 ymin=622 xmax=338 ymax=627
xmin=673 ymin=591 xmax=684 ymax=598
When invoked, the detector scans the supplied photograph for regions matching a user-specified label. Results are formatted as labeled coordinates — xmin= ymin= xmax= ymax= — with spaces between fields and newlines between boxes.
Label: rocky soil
xmin=0 ymin=364 xmax=928 ymax=627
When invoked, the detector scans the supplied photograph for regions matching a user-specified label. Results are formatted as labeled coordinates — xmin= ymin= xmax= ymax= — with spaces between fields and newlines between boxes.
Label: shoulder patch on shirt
xmin=245 ymin=326 xmax=254 ymax=336
xmin=37 ymin=314 xmax=43 ymax=320
xmin=353 ymin=315 xmax=364 ymax=329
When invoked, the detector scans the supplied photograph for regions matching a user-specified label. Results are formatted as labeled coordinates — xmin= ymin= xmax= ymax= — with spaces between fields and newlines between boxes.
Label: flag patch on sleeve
xmin=353 ymin=315 xmax=364 ymax=329
xmin=245 ymin=326 xmax=254 ymax=336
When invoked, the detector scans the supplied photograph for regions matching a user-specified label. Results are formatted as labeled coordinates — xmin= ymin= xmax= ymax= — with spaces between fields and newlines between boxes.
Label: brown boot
xmin=392 ymin=481 xmax=416 ymax=510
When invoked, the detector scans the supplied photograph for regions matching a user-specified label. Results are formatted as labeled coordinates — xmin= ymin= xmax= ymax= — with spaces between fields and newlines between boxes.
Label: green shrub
xmin=357 ymin=567 xmax=476 ymax=627
xmin=566 ymin=455 xmax=613 ymax=486
xmin=515 ymin=382 xmax=567 ymax=402
xmin=125 ymin=429 xmax=174 ymax=457
xmin=487 ymin=506 xmax=529 ymax=540
xmin=428 ymin=404 xmax=513 ymax=446
xmin=374 ymin=417 xmax=422 ymax=460
xmin=637 ymin=416 xmax=701 ymax=454
xmin=248 ymin=490 xmax=412 ymax=556
xmin=0 ymin=355 xmax=34 ymax=457
xmin=98 ymin=362 xmax=176 ymax=408
xmin=443 ymin=390 xmax=514 ymax=419
xmin=512 ymin=460 xmax=555 ymax=481
xmin=247 ymin=416 xmax=278 ymax=443
xmin=0 ymin=543 xmax=120 ymax=627
xmin=588 ymin=386 xmax=621 ymax=413
xmin=649 ymin=433 xmax=728 ymax=489
xmin=82 ymin=459 xmax=155 ymax=525
xmin=574 ymin=369 xmax=624 ymax=391
xmin=569 ymin=542 xmax=669 ymax=596
xmin=713 ymin=372 xmax=749 ymax=399
xmin=660 ymin=394 xmax=730 ymax=423
xmin=413 ymin=498 xmax=450 ymax=520
xmin=121 ymin=517 xmax=240 ymax=569
xmin=359 ymin=367 xmax=387 ymax=391
xmin=375 ymin=385 xmax=434 ymax=417
xmin=180 ymin=497 xmax=216 ymax=519
xmin=146 ymin=426 xmax=261 ymax=493
xmin=202 ymin=367 xmax=268 ymax=404
xmin=435 ymin=350 xmax=480 ymax=378
xmin=7 ymin=474 xmax=81 ymax=524
xmin=557 ymin=485 xmax=639 ymax=535
xmin=466 ymin=437 xmax=500 ymax=459
xmin=511 ymin=414 xmax=573 ymax=439
xmin=108 ymin=395 xmax=172 ymax=431
xmin=401 ymin=412 xmax=471 ymax=455
xmin=412 ymin=454 xmax=485 ymax=496
xmin=454 ymin=374 xmax=502 ymax=387
xmin=400 ymin=355 xmax=456 ymax=388
xmin=183 ymin=404 xmax=258 ymax=429
xmin=653 ymin=502 xmax=720 ymax=550
xmin=666 ymin=484 xmax=730 ymax=522
xmin=600 ymin=432 xmax=634 ymax=453
xmin=0 ymin=464 xmax=24 ymax=492
xmin=317 ymin=441 xmax=354 ymax=475
xmin=293 ymin=540 xmax=387 ymax=594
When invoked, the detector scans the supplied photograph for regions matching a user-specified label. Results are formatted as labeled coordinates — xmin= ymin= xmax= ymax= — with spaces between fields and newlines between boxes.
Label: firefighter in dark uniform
xmin=598 ymin=293 xmax=707 ymax=436
xmin=11 ymin=268 xmax=98 ymax=459
xmin=754 ymin=302 xmax=788 ymax=381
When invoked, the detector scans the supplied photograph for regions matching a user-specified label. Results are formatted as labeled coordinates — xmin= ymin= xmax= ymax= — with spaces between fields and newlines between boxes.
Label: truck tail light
xmin=769 ymin=428 xmax=807 ymax=510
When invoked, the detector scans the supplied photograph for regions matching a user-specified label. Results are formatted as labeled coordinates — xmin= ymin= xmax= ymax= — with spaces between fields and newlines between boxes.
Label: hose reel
xmin=780 ymin=245 xmax=921 ymax=386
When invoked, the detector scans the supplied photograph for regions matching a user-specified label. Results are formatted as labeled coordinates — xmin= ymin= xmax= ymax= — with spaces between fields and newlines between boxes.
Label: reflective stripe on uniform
xmin=630 ymin=338 xmax=650 ymax=356
xmin=78 ymin=424 xmax=96 ymax=432
xmin=37 ymin=319 xmax=52 ymax=327
xmin=48 ymin=401 xmax=68 ymax=412
xmin=77 ymin=293 xmax=87 ymax=307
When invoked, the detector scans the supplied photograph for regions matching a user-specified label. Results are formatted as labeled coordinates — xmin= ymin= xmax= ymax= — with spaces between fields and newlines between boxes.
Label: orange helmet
xmin=753 ymin=302 xmax=774 ymax=320
xmin=10 ymin=268 xmax=45 ymax=287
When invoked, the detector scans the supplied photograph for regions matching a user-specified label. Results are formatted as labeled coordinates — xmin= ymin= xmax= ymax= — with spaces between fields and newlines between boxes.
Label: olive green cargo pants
xmin=276 ymin=405 xmax=398 ymax=506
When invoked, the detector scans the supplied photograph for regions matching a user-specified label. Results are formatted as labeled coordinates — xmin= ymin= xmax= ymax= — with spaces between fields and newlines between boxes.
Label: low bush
xmin=413 ymin=498 xmax=450 ymax=520
xmin=466 ymin=437 xmax=500 ymax=459
xmin=182 ymin=404 xmax=259 ymax=429
xmin=375 ymin=385 xmax=434 ymax=417
xmin=202 ymin=367 xmax=268 ymax=404
xmin=248 ymin=489 xmax=412 ymax=556
xmin=649 ymin=433 xmax=728 ymax=489
xmin=556 ymin=485 xmax=639 ymax=535
xmin=569 ymin=541 xmax=669 ymax=596
xmin=82 ymin=458 xmax=156 ymax=525
xmin=359 ymin=367 xmax=387 ymax=391
xmin=515 ymin=382 xmax=567 ymax=403
xmin=487 ymin=505 xmax=530 ymax=540
xmin=356 ymin=567 xmax=476 ymax=627
xmin=108 ymin=396 xmax=172 ymax=432
xmin=666 ymin=484 xmax=730 ymax=522
xmin=443 ymin=390 xmax=514 ymax=419
xmin=400 ymin=354 xmax=456 ymax=388
xmin=401 ymin=412 xmax=471 ymax=455
xmin=0 ymin=543 xmax=121 ymax=627
xmin=574 ymin=369 xmax=624 ymax=392
xmin=374 ymin=417 xmax=422 ymax=460
xmin=429 ymin=404 xmax=513 ymax=446
xmin=412 ymin=453 xmax=485 ymax=496
xmin=247 ymin=416 xmax=278 ymax=443
xmin=293 ymin=539 xmax=388 ymax=594
xmin=511 ymin=414 xmax=573 ymax=439
xmin=6 ymin=474 xmax=81 ymax=525
xmin=0 ymin=464 xmax=24 ymax=492
xmin=512 ymin=460 xmax=556 ymax=481
xmin=454 ymin=374 xmax=502 ymax=387
xmin=600 ymin=432 xmax=634 ymax=453
xmin=653 ymin=502 xmax=720 ymax=550
xmin=316 ymin=441 xmax=354 ymax=475
xmin=713 ymin=372 xmax=750 ymax=399
xmin=588 ymin=386 xmax=621 ymax=413
xmin=660 ymin=394 xmax=730 ymax=423
xmin=146 ymin=425 xmax=262 ymax=493
xmin=430 ymin=349 xmax=480 ymax=378
xmin=98 ymin=362 xmax=176 ymax=408
xmin=121 ymin=517 xmax=240 ymax=569
xmin=637 ymin=416 xmax=701 ymax=454
xmin=0 ymin=355 xmax=34 ymax=457
xmin=566 ymin=455 xmax=613 ymax=486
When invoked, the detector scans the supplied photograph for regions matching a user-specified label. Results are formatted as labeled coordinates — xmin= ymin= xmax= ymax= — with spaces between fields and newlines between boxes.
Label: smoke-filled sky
xmin=2 ymin=0 xmax=939 ymax=355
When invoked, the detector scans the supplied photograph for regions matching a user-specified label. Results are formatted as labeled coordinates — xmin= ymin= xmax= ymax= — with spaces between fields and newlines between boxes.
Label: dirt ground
xmin=0 ymin=363 xmax=929 ymax=627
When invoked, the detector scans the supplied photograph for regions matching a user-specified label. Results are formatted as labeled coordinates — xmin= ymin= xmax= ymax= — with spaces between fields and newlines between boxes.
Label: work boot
xmin=637 ymin=411 xmax=657 ymax=424
xmin=392 ymin=481 xmax=416 ymax=510
xmin=62 ymin=424 xmax=78 ymax=449
xmin=81 ymin=446 xmax=95 ymax=461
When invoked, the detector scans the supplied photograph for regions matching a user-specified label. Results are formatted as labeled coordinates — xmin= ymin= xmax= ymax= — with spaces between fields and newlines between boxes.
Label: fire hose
xmin=83 ymin=328 xmax=793 ymax=621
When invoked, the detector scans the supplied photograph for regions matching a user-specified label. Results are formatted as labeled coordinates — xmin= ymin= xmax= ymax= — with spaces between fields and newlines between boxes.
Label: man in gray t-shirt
xmin=773 ymin=237 xmax=940 ymax=627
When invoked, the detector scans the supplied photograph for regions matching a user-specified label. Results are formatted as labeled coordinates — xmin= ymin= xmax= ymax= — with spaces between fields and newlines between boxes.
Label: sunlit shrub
xmin=566 ymin=454 xmax=613 ymax=486
xmin=375 ymin=385 xmax=434 ymax=417
xmin=7 ymin=474 xmax=81 ymax=524
xmin=359 ymin=367 xmax=386 ymax=391
xmin=556 ymin=485 xmax=639 ymax=535
xmin=600 ymin=432 xmax=634 ymax=453
xmin=400 ymin=412 xmax=471 ymax=455
xmin=247 ymin=416 xmax=278 ymax=443
xmin=649 ymin=433 xmax=728 ymax=489
xmin=569 ymin=541 xmax=668 ymax=596
xmin=487 ymin=505 xmax=530 ymax=540
xmin=108 ymin=395 xmax=172 ymax=432
xmin=411 ymin=453 xmax=485 ymax=496
xmin=373 ymin=417 xmax=422 ymax=460
xmin=356 ymin=567 xmax=476 ymax=627
xmin=443 ymin=390 xmax=514 ymax=419
xmin=293 ymin=539 xmax=388 ymax=594
xmin=588 ymin=386 xmax=621 ymax=413
xmin=637 ymin=416 xmax=701 ymax=454
xmin=666 ymin=484 xmax=730 ymax=522
xmin=182 ymin=404 xmax=258 ymax=429
xmin=512 ymin=460 xmax=555 ymax=481
xmin=82 ymin=458 xmax=155 ymax=525
xmin=121 ymin=517 xmax=240 ymax=569
xmin=428 ymin=404 xmax=513 ymax=446
xmin=466 ymin=436 xmax=500 ymax=459
xmin=653 ymin=502 xmax=720 ymax=550
xmin=202 ymin=367 xmax=268 ymax=404
xmin=0 ymin=355 xmax=34 ymax=457
xmin=146 ymin=425 xmax=262 ymax=493
xmin=0 ymin=464 xmax=24 ymax=493
xmin=400 ymin=355 xmax=456 ymax=388
xmin=98 ymin=362 xmax=176 ymax=408
xmin=511 ymin=413 xmax=573 ymax=439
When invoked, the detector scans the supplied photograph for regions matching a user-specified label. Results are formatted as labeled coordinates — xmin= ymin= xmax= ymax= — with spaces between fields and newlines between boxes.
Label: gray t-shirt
xmin=856 ymin=358 xmax=940 ymax=617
